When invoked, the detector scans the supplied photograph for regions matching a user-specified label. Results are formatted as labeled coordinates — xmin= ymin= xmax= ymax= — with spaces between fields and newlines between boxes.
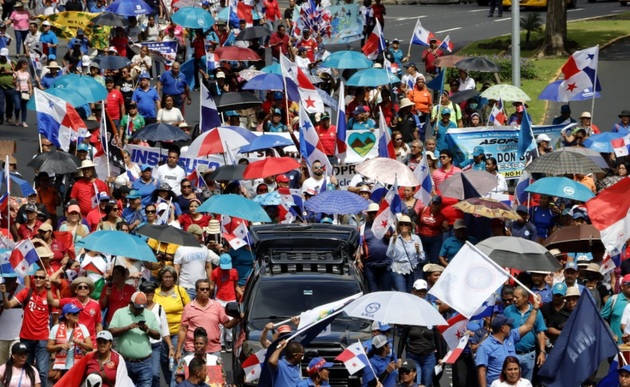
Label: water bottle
xmin=169 ymin=356 xmax=175 ymax=370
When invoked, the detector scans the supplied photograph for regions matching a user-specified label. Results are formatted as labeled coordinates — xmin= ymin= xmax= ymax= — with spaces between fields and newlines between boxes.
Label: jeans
xmin=420 ymin=234 xmax=443 ymax=264
xmin=0 ymin=87 xmax=18 ymax=121
xmin=407 ymin=351 xmax=437 ymax=387
xmin=185 ymin=287 xmax=196 ymax=301
xmin=17 ymin=96 xmax=28 ymax=122
xmin=20 ymin=339 xmax=49 ymax=387
xmin=390 ymin=270 xmax=414 ymax=293
xmin=364 ymin=265 xmax=392 ymax=292
xmin=150 ymin=342 xmax=161 ymax=387
xmin=14 ymin=30 xmax=28 ymax=55
xmin=516 ymin=350 xmax=536 ymax=381
xmin=126 ymin=356 xmax=153 ymax=387
xmin=161 ymin=334 xmax=178 ymax=387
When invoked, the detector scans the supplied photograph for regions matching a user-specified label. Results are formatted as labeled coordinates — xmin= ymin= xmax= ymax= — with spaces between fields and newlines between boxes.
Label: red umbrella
xmin=214 ymin=46 xmax=261 ymax=61
xmin=242 ymin=157 xmax=300 ymax=180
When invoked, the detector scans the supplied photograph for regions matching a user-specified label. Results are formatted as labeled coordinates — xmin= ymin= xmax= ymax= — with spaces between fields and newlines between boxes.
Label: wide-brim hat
xmin=619 ymin=110 xmax=630 ymax=118
xmin=71 ymin=276 xmax=95 ymax=293
xmin=399 ymin=98 xmax=414 ymax=110
xmin=46 ymin=61 xmax=61 ymax=70
xmin=78 ymin=160 xmax=97 ymax=169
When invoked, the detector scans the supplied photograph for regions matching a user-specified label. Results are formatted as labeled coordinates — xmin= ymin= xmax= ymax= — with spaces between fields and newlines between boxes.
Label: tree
xmin=541 ymin=0 xmax=568 ymax=55
xmin=520 ymin=13 xmax=543 ymax=44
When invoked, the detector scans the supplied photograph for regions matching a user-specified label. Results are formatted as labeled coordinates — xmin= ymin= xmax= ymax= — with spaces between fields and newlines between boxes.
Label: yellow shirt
xmin=154 ymin=285 xmax=191 ymax=336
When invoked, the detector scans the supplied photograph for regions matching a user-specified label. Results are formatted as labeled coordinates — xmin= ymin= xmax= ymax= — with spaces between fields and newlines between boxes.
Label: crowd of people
xmin=0 ymin=0 xmax=628 ymax=386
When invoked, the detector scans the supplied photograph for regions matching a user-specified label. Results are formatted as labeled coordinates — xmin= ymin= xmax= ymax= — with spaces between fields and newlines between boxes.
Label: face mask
xmin=469 ymin=103 xmax=478 ymax=110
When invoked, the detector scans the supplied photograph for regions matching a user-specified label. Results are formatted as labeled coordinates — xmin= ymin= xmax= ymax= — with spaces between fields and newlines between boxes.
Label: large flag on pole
xmin=413 ymin=155 xmax=433 ymax=206
xmin=9 ymin=239 xmax=39 ymax=277
xmin=428 ymin=242 xmax=509 ymax=318
xmin=361 ymin=19 xmax=385 ymax=60
xmin=559 ymin=45 xmax=600 ymax=102
xmin=585 ymin=177 xmax=630 ymax=255
xmin=371 ymin=178 xmax=402 ymax=239
xmin=297 ymin=293 xmax=363 ymax=329
xmin=299 ymin=106 xmax=332 ymax=172
xmin=377 ymin=107 xmax=395 ymax=159
xmin=538 ymin=292 xmax=618 ymax=386
xmin=411 ymin=19 xmax=437 ymax=46
xmin=35 ymin=88 xmax=87 ymax=151
xmin=200 ymin=82 xmax=222 ymax=131
xmin=336 ymin=82 xmax=347 ymax=163
xmin=335 ymin=340 xmax=369 ymax=375
xmin=280 ymin=52 xmax=324 ymax=113
xmin=516 ymin=105 xmax=535 ymax=158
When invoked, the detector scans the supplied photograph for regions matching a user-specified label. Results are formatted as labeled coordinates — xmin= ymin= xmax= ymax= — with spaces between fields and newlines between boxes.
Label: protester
xmin=0 ymin=342 xmax=41 ymax=387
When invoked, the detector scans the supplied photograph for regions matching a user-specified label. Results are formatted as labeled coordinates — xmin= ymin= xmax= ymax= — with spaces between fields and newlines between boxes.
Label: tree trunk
xmin=542 ymin=0 xmax=568 ymax=55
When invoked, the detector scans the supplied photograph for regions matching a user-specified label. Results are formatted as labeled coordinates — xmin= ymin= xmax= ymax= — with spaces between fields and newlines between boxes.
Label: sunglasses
xmin=77 ymin=285 xmax=90 ymax=290
xmin=400 ymin=369 xmax=414 ymax=375
xmin=68 ymin=312 xmax=80 ymax=316
xmin=197 ymin=287 xmax=211 ymax=292
xmin=33 ymin=275 xmax=46 ymax=280
xmin=146 ymin=210 xmax=156 ymax=214
xmin=182 ymin=185 xmax=192 ymax=188
xmin=312 ymin=166 xmax=324 ymax=170
xmin=440 ymin=156 xmax=448 ymax=159
xmin=395 ymin=138 xmax=403 ymax=141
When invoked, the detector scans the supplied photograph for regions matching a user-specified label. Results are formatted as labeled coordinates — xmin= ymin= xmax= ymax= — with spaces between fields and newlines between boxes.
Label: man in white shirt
xmin=154 ymin=148 xmax=186 ymax=195
xmin=173 ymin=225 xmax=219 ymax=300
xmin=458 ymin=69 xmax=476 ymax=91
xmin=301 ymin=160 xmax=337 ymax=194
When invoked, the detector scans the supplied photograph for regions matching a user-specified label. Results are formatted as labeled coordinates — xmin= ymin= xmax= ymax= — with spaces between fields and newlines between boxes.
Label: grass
xmin=457 ymin=13 xmax=630 ymax=123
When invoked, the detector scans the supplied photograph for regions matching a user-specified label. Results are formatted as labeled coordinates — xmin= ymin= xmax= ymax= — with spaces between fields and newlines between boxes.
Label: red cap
xmin=623 ymin=274 xmax=630 ymax=286
xmin=276 ymin=174 xmax=289 ymax=183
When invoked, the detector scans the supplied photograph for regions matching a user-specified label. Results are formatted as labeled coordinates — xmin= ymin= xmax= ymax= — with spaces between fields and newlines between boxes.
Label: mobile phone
xmin=138 ymin=320 xmax=146 ymax=325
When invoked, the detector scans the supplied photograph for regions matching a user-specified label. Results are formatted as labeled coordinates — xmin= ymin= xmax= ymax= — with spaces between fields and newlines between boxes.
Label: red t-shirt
xmin=70 ymin=178 xmax=109 ymax=217
xmin=17 ymin=220 xmax=43 ymax=240
xmin=100 ymin=284 xmax=136 ymax=324
xmin=418 ymin=206 xmax=446 ymax=238
xmin=85 ymin=351 xmax=120 ymax=387
xmin=211 ymin=267 xmax=238 ymax=301
xmin=59 ymin=297 xmax=102 ymax=342
xmin=297 ymin=38 xmax=317 ymax=62
xmin=86 ymin=207 xmax=106 ymax=231
xmin=106 ymin=89 xmax=125 ymax=120
xmin=316 ymin=124 xmax=337 ymax=156
xmin=15 ymin=288 xmax=51 ymax=340
xmin=269 ymin=32 xmax=289 ymax=60
xmin=49 ymin=238 xmax=70 ymax=271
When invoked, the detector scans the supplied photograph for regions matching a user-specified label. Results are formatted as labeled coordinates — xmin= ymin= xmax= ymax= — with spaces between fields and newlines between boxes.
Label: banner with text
xmin=446 ymin=125 xmax=565 ymax=179
xmin=41 ymin=12 xmax=111 ymax=50
xmin=137 ymin=41 xmax=178 ymax=66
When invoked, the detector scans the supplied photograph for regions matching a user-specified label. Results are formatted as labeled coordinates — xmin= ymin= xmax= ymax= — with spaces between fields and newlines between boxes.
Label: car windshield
xmin=250 ymin=279 xmax=362 ymax=320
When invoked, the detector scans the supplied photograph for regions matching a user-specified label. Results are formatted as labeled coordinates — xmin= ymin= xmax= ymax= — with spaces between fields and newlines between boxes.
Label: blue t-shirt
xmin=122 ymin=207 xmax=145 ymax=225
xmin=363 ymin=223 xmax=391 ymax=267
xmin=132 ymin=87 xmax=160 ymax=119
xmin=362 ymin=352 xmax=398 ymax=387
xmin=272 ymin=357 xmax=302 ymax=387
xmin=439 ymin=236 xmax=478 ymax=263
xmin=349 ymin=118 xmax=376 ymax=130
xmin=40 ymin=72 xmax=62 ymax=90
xmin=529 ymin=206 xmax=557 ymax=239
xmin=132 ymin=178 xmax=158 ymax=207
xmin=267 ymin=121 xmax=287 ymax=133
xmin=475 ymin=329 xmax=521 ymax=386
xmin=503 ymin=304 xmax=546 ymax=352
xmin=159 ymin=70 xmax=188 ymax=96
xmin=435 ymin=120 xmax=457 ymax=152
xmin=40 ymin=30 xmax=59 ymax=57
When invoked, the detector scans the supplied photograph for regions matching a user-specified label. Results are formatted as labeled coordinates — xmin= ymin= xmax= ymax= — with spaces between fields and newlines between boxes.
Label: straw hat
xmin=71 ymin=277 xmax=95 ymax=293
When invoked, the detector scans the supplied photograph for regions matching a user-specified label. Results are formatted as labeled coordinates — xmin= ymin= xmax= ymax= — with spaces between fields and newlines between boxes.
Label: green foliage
xmin=520 ymin=13 xmax=544 ymax=43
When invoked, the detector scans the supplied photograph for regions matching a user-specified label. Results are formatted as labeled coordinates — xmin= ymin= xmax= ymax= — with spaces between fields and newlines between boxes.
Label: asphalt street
xmin=3 ymin=1 xmax=629 ymax=184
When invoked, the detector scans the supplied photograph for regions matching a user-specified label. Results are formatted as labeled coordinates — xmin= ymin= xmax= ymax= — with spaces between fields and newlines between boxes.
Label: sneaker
xmin=5 ymin=118 xmax=12 ymax=124
xmin=22 ymin=122 xmax=28 ymax=127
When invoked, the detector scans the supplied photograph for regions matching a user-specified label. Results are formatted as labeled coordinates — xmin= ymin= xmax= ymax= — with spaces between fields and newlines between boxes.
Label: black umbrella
xmin=207 ymin=164 xmax=246 ymax=181
xmin=455 ymin=57 xmax=501 ymax=73
xmin=135 ymin=224 xmax=200 ymax=247
xmin=27 ymin=150 xmax=81 ymax=174
xmin=215 ymin=92 xmax=262 ymax=112
xmin=94 ymin=56 xmax=130 ymax=70
xmin=476 ymin=236 xmax=562 ymax=272
xmin=236 ymin=26 xmax=270 ymax=41
xmin=91 ymin=12 xmax=129 ymax=27
xmin=130 ymin=123 xmax=190 ymax=142
xmin=449 ymin=89 xmax=480 ymax=104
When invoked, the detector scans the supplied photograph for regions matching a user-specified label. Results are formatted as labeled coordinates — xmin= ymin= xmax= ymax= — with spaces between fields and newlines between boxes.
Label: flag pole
xmin=465 ymin=241 xmax=538 ymax=299
xmin=406 ymin=18 xmax=419 ymax=59
xmin=589 ymin=45 xmax=599 ymax=125
xmin=5 ymin=156 xmax=9 ymax=238
xmin=102 ymin=103 xmax=111 ymax=178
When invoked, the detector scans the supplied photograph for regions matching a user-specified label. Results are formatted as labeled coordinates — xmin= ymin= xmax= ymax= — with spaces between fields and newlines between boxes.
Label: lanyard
xmin=17 ymin=368 xmax=24 ymax=387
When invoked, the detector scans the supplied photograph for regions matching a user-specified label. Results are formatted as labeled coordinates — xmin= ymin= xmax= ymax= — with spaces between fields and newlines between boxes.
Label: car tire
xmin=477 ymin=0 xmax=489 ymax=5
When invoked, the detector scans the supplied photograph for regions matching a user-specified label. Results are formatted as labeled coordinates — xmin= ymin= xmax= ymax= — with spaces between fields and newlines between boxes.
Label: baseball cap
xmin=490 ymin=314 xmax=514 ymax=330
xmin=552 ymin=282 xmax=567 ymax=296
xmin=453 ymin=219 xmax=467 ymax=229
xmin=516 ymin=205 xmax=528 ymax=214
xmin=619 ymin=365 xmax=630 ymax=374
xmin=77 ymin=28 xmax=85 ymax=35
xmin=127 ymin=190 xmax=141 ymax=199
xmin=564 ymin=262 xmax=579 ymax=272
xmin=307 ymin=357 xmax=334 ymax=375
xmin=131 ymin=291 xmax=147 ymax=308
xmin=219 ymin=253 xmax=232 ymax=270
xmin=98 ymin=191 xmax=110 ymax=201
xmin=536 ymin=134 xmax=551 ymax=143
xmin=320 ymin=217 xmax=333 ymax=224
xmin=96 ymin=331 xmax=113 ymax=341
xmin=277 ymin=325 xmax=292 ymax=333
xmin=441 ymin=107 xmax=451 ymax=116
xmin=61 ymin=303 xmax=83 ymax=319
xmin=105 ymin=76 xmax=115 ymax=83
xmin=403 ymin=62 xmax=416 ymax=68
xmin=187 ymin=224 xmax=204 ymax=236
xmin=623 ymin=274 xmax=630 ymax=286
xmin=359 ymin=185 xmax=371 ymax=194
xmin=157 ymin=182 xmax=171 ymax=191
xmin=138 ymin=72 xmax=150 ymax=79
xmin=372 ymin=334 xmax=389 ymax=349
xmin=412 ymin=279 xmax=428 ymax=290
xmin=400 ymin=359 xmax=417 ymax=372
xmin=25 ymin=203 xmax=37 ymax=212
xmin=140 ymin=164 xmax=152 ymax=172
xmin=353 ymin=106 xmax=368 ymax=115
xmin=11 ymin=342 xmax=29 ymax=355
xmin=42 ymin=20 xmax=51 ymax=26
xmin=68 ymin=204 xmax=81 ymax=214
xmin=371 ymin=321 xmax=392 ymax=332
xmin=77 ymin=143 xmax=89 ymax=152
xmin=276 ymin=174 xmax=289 ymax=183
xmin=564 ymin=287 xmax=581 ymax=298
xmin=472 ymin=146 xmax=485 ymax=157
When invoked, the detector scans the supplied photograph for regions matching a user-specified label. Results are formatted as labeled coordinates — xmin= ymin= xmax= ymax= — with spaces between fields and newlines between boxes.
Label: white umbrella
xmin=343 ymin=291 xmax=447 ymax=327
xmin=355 ymin=158 xmax=420 ymax=187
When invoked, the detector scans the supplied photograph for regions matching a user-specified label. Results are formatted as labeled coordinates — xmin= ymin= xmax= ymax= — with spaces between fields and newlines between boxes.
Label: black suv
xmin=231 ymin=224 xmax=371 ymax=387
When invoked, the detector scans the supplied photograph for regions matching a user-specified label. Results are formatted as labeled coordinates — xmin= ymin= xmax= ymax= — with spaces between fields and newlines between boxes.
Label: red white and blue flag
xmin=439 ymin=35 xmax=454 ymax=53
xmin=514 ymin=170 xmax=531 ymax=206
xmin=200 ymin=83 xmax=222 ymax=132
xmin=242 ymin=349 xmax=266 ymax=382
xmin=488 ymin=98 xmax=506 ymax=126
xmin=9 ymin=239 xmax=39 ymax=277
xmin=336 ymin=82 xmax=348 ymax=163
xmin=280 ymin=53 xmax=324 ymax=113
xmin=371 ymin=179 xmax=402 ymax=239
xmin=611 ymin=133 xmax=630 ymax=157
xmin=0 ymin=193 xmax=7 ymax=215
xmin=223 ymin=232 xmax=248 ymax=250
xmin=585 ymin=177 xmax=630 ymax=256
xmin=299 ymin=106 xmax=332 ymax=171
xmin=335 ymin=340 xmax=369 ymax=375
xmin=413 ymin=155 xmax=433 ymax=206
xmin=559 ymin=45 xmax=600 ymax=102
xmin=361 ymin=19 xmax=385 ymax=60
xmin=411 ymin=19 xmax=437 ymax=46
xmin=377 ymin=107 xmax=395 ymax=159
xmin=35 ymin=88 xmax=87 ymax=152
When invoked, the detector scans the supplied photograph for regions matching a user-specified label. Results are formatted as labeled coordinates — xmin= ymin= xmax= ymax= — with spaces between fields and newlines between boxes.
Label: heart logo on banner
xmin=348 ymin=132 xmax=376 ymax=157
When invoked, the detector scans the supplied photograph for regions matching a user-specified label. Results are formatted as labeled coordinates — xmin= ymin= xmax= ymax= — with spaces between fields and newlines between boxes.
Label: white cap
xmin=96 ymin=330 xmax=113 ymax=341
xmin=81 ymin=55 xmax=91 ymax=66
xmin=536 ymin=134 xmax=552 ymax=143
xmin=42 ymin=20 xmax=51 ymax=26
xmin=413 ymin=279 xmax=428 ymax=290
xmin=372 ymin=334 xmax=388 ymax=349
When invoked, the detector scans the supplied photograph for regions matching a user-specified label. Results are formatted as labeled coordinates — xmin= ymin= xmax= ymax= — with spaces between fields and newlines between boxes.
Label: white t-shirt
xmin=49 ymin=323 xmax=91 ymax=369
xmin=490 ymin=379 xmax=533 ymax=387
xmin=0 ymin=284 xmax=25 ymax=341
xmin=301 ymin=176 xmax=330 ymax=194
xmin=295 ymin=55 xmax=311 ymax=73
xmin=157 ymin=107 xmax=184 ymax=126
xmin=174 ymin=246 xmax=220 ymax=289
xmin=621 ymin=302 xmax=630 ymax=335
xmin=154 ymin=164 xmax=187 ymax=195
xmin=132 ymin=54 xmax=153 ymax=72
xmin=148 ymin=302 xmax=171 ymax=344
xmin=0 ymin=364 xmax=41 ymax=387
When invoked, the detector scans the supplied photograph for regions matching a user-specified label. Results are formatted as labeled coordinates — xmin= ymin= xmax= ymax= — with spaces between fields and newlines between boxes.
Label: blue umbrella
xmin=538 ymin=80 xmax=601 ymax=102
xmin=131 ymin=123 xmax=190 ymax=142
xmin=239 ymin=134 xmax=294 ymax=153
xmin=76 ymin=231 xmax=157 ymax=261
xmin=221 ymin=125 xmax=259 ymax=142
xmin=106 ymin=0 xmax=152 ymax=16
xmin=95 ymin=55 xmax=130 ymax=70
xmin=50 ymin=74 xmax=108 ymax=103
xmin=525 ymin=176 xmax=595 ymax=202
xmin=197 ymin=194 xmax=271 ymax=222
xmin=242 ymin=73 xmax=300 ymax=101
xmin=346 ymin=68 xmax=399 ymax=87
xmin=27 ymin=87 xmax=89 ymax=109
xmin=172 ymin=7 xmax=215 ymax=29
xmin=261 ymin=63 xmax=281 ymax=74
xmin=1 ymin=173 xmax=36 ymax=197
xmin=304 ymin=190 xmax=370 ymax=215
xmin=321 ymin=50 xmax=373 ymax=69
xmin=582 ymin=132 xmax=626 ymax=153
xmin=253 ymin=191 xmax=282 ymax=206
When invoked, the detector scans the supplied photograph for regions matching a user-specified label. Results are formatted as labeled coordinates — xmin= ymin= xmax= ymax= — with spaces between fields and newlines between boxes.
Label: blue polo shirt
xmin=475 ymin=329 xmax=520 ymax=386
xmin=40 ymin=30 xmax=59 ymax=57
xmin=40 ymin=72 xmax=62 ymax=90
xmin=296 ymin=377 xmax=330 ymax=387
xmin=532 ymin=284 xmax=552 ymax=304
xmin=132 ymin=87 xmax=160 ymax=119
xmin=122 ymin=207 xmax=145 ymax=225
xmin=132 ymin=178 xmax=158 ymax=207
xmin=272 ymin=357 xmax=302 ymax=387
xmin=502 ymin=304 xmax=546 ymax=353
xmin=362 ymin=352 xmax=398 ymax=387
xmin=159 ymin=70 xmax=188 ymax=96
xmin=439 ymin=236 xmax=478 ymax=263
